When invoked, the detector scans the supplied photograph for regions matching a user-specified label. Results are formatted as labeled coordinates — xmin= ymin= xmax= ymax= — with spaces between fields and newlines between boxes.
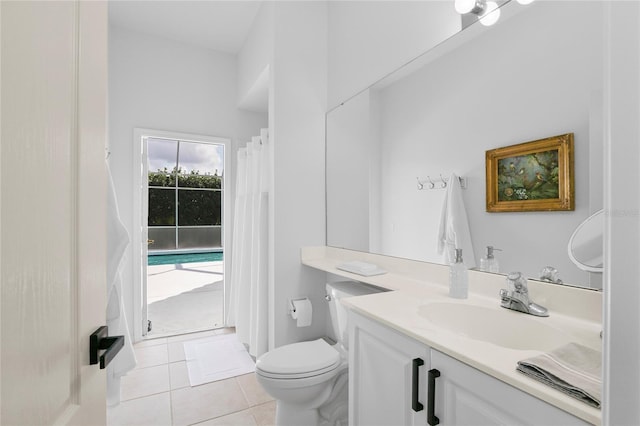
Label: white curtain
xmin=226 ymin=129 xmax=270 ymax=358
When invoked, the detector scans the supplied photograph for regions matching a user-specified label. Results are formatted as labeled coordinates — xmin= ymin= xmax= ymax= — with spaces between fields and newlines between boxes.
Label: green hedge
xmin=148 ymin=168 xmax=222 ymax=226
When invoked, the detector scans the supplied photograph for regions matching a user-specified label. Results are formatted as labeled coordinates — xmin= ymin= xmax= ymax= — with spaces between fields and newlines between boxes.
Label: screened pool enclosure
xmin=147 ymin=138 xmax=224 ymax=252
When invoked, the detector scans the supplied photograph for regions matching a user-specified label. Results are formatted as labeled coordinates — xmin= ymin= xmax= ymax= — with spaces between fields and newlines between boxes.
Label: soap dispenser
xmin=480 ymin=246 xmax=501 ymax=273
xmin=449 ymin=248 xmax=468 ymax=299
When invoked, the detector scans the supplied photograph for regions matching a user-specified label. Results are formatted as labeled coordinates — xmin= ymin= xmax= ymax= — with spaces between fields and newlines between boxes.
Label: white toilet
xmin=255 ymin=281 xmax=383 ymax=426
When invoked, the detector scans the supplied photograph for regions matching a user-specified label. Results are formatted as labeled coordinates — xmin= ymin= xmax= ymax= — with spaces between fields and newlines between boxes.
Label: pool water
xmin=148 ymin=252 xmax=223 ymax=266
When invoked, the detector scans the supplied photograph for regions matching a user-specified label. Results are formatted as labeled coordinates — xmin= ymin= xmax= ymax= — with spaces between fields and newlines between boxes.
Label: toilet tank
xmin=326 ymin=281 xmax=384 ymax=350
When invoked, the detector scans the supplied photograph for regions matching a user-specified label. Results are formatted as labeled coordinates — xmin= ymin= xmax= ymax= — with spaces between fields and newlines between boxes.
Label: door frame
xmin=132 ymin=128 xmax=231 ymax=341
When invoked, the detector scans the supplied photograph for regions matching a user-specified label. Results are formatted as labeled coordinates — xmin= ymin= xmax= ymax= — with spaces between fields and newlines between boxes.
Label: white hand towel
xmin=106 ymin=162 xmax=137 ymax=406
xmin=437 ymin=173 xmax=476 ymax=268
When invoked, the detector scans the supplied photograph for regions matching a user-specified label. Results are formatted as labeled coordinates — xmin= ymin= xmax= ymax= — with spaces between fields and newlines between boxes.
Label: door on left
xmin=1 ymin=1 xmax=109 ymax=425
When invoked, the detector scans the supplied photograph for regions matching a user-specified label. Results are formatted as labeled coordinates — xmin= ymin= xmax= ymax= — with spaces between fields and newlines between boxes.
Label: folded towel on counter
xmin=517 ymin=342 xmax=601 ymax=408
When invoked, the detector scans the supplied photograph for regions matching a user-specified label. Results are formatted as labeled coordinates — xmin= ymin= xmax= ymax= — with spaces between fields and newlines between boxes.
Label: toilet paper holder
xmin=288 ymin=297 xmax=308 ymax=316
xmin=289 ymin=297 xmax=313 ymax=327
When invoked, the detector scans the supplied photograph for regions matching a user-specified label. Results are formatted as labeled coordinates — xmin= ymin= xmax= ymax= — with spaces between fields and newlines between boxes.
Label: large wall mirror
xmin=326 ymin=0 xmax=604 ymax=289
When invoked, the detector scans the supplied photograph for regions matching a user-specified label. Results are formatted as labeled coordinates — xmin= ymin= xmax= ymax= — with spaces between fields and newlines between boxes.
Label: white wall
xmin=375 ymin=1 xmax=602 ymax=287
xmin=109 ymin=25 xmax=267 ymax=340
xmin=235 ymin=1 xmax=329 ymax=349
xmin=327 ymin=1 xmax=460 ymax=109
xmin=237 ymin=2 xmax=272 ymax=111
xmin=269 ymin=1 xmax=329 ymax=348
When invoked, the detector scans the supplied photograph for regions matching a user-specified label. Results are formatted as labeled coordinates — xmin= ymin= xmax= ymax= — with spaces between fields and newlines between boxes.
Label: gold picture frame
xmin=486 ymin=133 xmax=574 ymax=212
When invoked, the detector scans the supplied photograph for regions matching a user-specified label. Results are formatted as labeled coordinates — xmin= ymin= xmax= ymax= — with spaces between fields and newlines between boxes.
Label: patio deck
xmin=146 ymin=260 xmax=224 ymax=338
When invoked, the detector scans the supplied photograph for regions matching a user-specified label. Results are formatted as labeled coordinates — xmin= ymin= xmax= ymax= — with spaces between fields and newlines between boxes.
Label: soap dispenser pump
xmin=480 ymin=246 xmax=501 ymax=273
xmin=449 ymin=248 xmax=468 ymax=299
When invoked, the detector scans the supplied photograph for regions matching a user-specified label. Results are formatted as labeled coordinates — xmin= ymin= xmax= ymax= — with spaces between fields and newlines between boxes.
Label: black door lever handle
xmin=90 ymin=326 xmax=125 ymax=369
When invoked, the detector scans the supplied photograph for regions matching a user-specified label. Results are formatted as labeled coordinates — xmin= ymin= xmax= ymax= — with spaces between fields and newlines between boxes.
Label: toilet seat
xmin=256 ymin=339 xmax=341 ymax=379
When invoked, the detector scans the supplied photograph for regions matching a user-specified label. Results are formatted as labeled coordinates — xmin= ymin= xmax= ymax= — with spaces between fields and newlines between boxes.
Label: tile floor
xmin=108 ymin=328 xmax=276 ymax=426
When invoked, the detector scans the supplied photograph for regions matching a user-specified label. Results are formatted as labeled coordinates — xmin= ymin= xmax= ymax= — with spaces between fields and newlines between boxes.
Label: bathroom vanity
xmin=350 ymin=311 xmax=587 ymax=425
xmin=301 ymin=246 xmax=602 ymax=425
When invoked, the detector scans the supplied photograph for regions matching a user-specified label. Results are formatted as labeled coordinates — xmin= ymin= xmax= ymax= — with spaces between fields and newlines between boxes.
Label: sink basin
xmin=418 ymin=303 xmax=572 ymax=352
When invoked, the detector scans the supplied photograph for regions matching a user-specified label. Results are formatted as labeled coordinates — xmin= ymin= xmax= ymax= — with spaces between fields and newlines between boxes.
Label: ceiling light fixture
xmin=479 ymin=1 xmax=501 ymax=26
xmin=454 ymin=0 xmax=502 ymax=27
xmin=454 ymin=0 xmax=486 ymax=15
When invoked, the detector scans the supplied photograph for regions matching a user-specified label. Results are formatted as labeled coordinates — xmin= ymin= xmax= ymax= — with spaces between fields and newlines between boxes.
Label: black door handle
xmin=428 ymin=368 xmax=440 ymax=425
xmin=412 ymin=358 xmax=424 ymax=412
xmin=90 ymin=326 xmax=125 ymax=369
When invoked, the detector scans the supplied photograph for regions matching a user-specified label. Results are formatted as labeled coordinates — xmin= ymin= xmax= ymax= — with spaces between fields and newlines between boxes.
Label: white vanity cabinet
xmin=430 ymin=349 xmax=589 ymax=426
xmin=349 ymin=311 xmax=430 ymax=426
xmin=350 ymin=310 xmax=589 ymax=426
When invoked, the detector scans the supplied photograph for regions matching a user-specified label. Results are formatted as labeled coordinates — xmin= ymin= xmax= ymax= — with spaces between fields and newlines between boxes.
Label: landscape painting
xmin=486 ymin=133 xmax=574 ymax=212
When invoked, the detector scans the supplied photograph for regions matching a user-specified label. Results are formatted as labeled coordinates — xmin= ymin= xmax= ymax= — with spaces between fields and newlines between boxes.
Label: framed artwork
xmin=486 ymin=133 xmax=574 ymax=212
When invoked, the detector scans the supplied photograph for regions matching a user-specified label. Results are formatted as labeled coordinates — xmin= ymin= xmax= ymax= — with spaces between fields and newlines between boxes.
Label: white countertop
xmin=302 ymin=246 xmax=602 ymax=425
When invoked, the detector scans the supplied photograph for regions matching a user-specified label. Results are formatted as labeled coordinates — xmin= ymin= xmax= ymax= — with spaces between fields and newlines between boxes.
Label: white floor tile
xmin=134 ymin=344 xmax=169 ymax=369
xmin=107 ymin=392 xmax=172 ymax=426
xmin=120 ymin=364 xmax=170 ymax=401
xmin=171 ymin=377 xmax=250 ymax=426
xmin=169 ymin=361 xmax=191 ymax=390
xmin=168 ymin=341 xmax=187 ymax=363
xmin=134 ymin=337 xmax=168 ymax=348
xmin=251 ymin=401 xmax=276 ymax=426
xmin=195 ymin=409 xmax=258 ymax=426
xmin=236 ymin=373 xmax=274 ymax=407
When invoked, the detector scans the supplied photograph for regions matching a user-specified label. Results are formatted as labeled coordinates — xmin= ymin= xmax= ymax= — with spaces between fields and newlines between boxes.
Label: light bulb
xmin=455 ymin=0 xmax=483 ymax=15
xmin=479 ymin=1 xmax=500 ymax=26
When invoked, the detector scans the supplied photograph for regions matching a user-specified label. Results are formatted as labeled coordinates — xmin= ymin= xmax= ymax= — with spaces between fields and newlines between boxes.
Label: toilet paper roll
xmin=291 ymin=298 xmax=312 ymax=327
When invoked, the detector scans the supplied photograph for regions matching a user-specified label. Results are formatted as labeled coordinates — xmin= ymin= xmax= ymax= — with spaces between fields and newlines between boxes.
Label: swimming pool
xmin=148 ymin=252 xmax=223 ymax=266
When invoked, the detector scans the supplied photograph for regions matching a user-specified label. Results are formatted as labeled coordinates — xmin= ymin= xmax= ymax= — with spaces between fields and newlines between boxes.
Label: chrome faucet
xmin=499 ymin=272 xmax=549 ymax=317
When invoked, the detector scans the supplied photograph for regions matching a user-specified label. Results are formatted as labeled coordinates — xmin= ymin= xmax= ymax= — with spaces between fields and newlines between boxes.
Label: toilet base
xmin=272 ymin=372 xmax=349 ymax=426
xmin=275 ymin=402 xmax=319 ymax=426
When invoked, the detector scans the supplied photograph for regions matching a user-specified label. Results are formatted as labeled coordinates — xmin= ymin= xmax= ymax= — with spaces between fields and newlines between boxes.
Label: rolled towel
xmin=517 ymin=342 xmax=601 ymax=409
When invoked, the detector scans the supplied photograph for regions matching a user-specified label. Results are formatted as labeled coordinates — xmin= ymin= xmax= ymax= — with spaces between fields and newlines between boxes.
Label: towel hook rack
xmin=417 ymin=175 xmax=467 ymax=190
xmin=427 ymin=176 xmax=436 ymax=189
xmin=439 ymin=174 xmax=447 ymax=189
xmin=417 ymin=176 xmax=436 ymax=190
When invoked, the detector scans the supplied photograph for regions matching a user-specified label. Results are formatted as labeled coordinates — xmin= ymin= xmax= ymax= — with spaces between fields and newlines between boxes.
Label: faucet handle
xmin=539 ymin=266 xmax=563 ymax=284
xmin=506 ymin=272 xmax=528 ymax=294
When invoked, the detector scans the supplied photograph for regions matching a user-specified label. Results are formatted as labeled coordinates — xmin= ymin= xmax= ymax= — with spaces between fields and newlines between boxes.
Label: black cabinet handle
xmin=428 ymin=368 xmax=441 ymax=426
xmin=412 ymin=358 xmax=424 ymax=412
xmin=90 ymin=326 xmax=125 ymax=369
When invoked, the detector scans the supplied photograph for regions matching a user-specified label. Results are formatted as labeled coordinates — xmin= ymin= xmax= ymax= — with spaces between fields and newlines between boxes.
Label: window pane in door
xmin=148 ymin=138 xmax=178 ymax=174
xmin=177 ymin=226 xmax=222 ymax=249
xmin=178 ymin=172 xmax=221 ymax=189
xmin=178 ymin=190 xmax=221 ymax=226
xmin=148 ymin=188 xmax=176 ymax=226
xmin=177 ymin=142 xmax=224 ymax=176
xmin=147 ymin=227 xmax=176 ymax=250
xmin=148 ymin=170 xmax=176 ymax=188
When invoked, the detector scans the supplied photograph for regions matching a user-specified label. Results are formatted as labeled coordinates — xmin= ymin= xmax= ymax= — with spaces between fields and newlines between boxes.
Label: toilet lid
xmin=256 ymin=339 xmax=341 ymax=378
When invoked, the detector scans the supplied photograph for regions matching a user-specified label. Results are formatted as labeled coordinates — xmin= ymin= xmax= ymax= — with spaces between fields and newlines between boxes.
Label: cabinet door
xmin=430 ymin=349 xmax=589 ymax=425
xmin=349 ymin=311 xmax=430 ymax=426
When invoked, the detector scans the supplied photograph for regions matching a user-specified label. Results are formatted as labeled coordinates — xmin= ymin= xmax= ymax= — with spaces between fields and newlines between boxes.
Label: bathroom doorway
xmin=134 ymin=129 xmax=231 ymax=339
